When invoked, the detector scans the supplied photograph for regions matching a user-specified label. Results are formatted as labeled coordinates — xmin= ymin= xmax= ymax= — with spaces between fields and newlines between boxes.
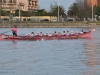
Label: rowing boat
xmin=0 ymin=31 xmax=91 ymax=41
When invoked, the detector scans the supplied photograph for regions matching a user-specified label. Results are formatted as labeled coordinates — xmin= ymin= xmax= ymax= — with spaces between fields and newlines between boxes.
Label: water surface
xmin=0 ymin=27 xmax=100 ymax=75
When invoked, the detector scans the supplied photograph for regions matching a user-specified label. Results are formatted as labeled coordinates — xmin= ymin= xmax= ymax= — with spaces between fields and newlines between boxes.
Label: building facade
xmin=87 ymin=0 xmax=98 ymax=6
xmin=0 ymin=0 xmax=38 ymax=12
xmin=98 ymin=0 xmax=100 ymax=5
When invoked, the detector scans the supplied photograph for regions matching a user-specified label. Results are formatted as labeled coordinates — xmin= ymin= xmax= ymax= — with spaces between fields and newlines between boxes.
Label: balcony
xmin=2 ymin=1 xmax=6 ymax=3
xmin=7 ymin=1 xmax=16 ymax=4
xmin=1 ymin=7 xmax=17 ymax=10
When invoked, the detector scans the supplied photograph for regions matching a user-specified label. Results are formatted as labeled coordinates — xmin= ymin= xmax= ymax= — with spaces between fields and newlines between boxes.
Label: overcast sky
xmin=39 ymin=0 xmax=76 ymax=12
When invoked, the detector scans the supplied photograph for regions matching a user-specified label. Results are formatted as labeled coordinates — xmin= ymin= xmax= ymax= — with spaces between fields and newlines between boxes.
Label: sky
xmin=39 ymin=0 xmax=76 ymax=12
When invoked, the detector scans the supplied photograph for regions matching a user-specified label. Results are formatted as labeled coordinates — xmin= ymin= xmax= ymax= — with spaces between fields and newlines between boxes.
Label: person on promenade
xmin=11 ymin=25 xmax=17 ymax=36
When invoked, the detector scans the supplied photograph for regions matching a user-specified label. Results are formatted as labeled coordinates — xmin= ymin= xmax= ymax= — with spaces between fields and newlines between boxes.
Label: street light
xmin=92 ymin=0 xmax=93 ymax=21
xmin=58 ymin=0 xmax=59 ymax=22
xmin=18 ymin=3 xmax=21 ymax=21
xmin=0 ymin=1 xmax=2 ymax=19
xmin=99 ymin=16 xmax=100 ymax=21
xmin=95 ymin=15 xmax=97 ymax=21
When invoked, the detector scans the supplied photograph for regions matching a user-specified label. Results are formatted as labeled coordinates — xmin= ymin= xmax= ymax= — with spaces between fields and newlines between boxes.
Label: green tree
xmin=50 ymin=2 xmax=66 ymax=17
xmin=67 ymin=3 xmax=78 ymax=17
xmin=32 ymin=9 xmax=49 ymax=16
xmin=95 ymin=5 xmax=100 ymax=16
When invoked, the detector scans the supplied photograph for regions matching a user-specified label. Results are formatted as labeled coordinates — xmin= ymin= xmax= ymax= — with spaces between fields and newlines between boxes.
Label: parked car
xmin=52 ymin=19 xmax=57 ymax=22
xmin=2 ymin=18 xmax=9 ymax=21
xmin=41 ymin=19 xmax=49 ymax=22
xmin=87 ymin=18 xmax=92 ymax=21
xmin=67 ymin=18 xmax=74 ymax=21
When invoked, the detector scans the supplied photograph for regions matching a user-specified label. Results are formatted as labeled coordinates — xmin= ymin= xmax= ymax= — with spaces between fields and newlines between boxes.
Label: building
xmin=98 ymin=0 xmax=100 ymax=5
xmin=18 ymin=0 xmax=38 ymax=11
xmin=0 ymin=0 xmax=38 ymax=12
xmin=87 ymin=0 xmax=98 ymax=6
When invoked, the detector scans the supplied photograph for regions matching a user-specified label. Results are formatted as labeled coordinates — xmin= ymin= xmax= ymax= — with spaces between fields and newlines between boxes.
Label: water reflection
xmin=12 ymin=40 xmax=18 ymax=45
xmin=83 ymin=40 xmax=100 ymax=75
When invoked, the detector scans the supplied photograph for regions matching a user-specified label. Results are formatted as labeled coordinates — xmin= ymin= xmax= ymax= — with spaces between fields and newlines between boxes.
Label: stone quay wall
xmin=0 ymin=22 xmax=99 ymax=28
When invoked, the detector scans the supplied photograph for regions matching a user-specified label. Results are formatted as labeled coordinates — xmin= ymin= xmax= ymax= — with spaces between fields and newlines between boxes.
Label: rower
xmin=70 ymin=31 xmax=74 ymax=35
xmin=39 ymin=32 xmax=43 ymax=36
xmin=27 ymin=32 xmax=34 ymax=36
xmin=45 ymin=32 xmax=48 ymax=36
xmin=36 ymin=32 xmax=39 ymax=36
xmin=48 ymin=32 xmax=52 ymax=36
xmin=57 ymin=31 xmax=61 ymax=36
xmin=79 ymin=30 xmax=84 ymax=34
xmin=30 ymin=32 xmax=34 ymax=36
xmin=53 ymin=31 xmax=57 ymax=36
xmin=66 ymin=31 xmax=70 ymax=36
xmin=63 ymin=31 xmax=66 ymax=36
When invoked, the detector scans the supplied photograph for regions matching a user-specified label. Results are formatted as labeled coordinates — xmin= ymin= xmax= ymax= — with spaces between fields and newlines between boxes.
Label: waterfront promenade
xmin=0 ymin=21 xmax=99 ymax=28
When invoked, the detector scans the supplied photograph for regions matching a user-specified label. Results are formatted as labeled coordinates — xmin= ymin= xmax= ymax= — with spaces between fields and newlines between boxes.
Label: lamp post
xmin=95 ymin=15 xmax=97 ymax=21
xmin=18 ymin=3 xmax=21 ymax=21
xmin=0 ymin=1 xmax=2 ymax=19
xmin=58 ymin=0 xmax=59 ymax=22
xmin=92 ymin=0 xmax=93 ymax=21
xmin=99 ymin=16 xmax=100 ymax=21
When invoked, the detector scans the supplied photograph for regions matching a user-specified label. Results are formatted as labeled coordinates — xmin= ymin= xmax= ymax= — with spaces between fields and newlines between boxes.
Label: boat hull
xmin=0 ymin=31 xmax=91 ymax=41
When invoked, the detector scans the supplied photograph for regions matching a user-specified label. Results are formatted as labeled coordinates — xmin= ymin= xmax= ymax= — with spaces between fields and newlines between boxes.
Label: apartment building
xmin=87 ymin=0 xmax=98 ymax=6
xmin=0 ymin=0 xmax=38 ymax=12
xmin=98 ymin=0 xmax=100 ymax=5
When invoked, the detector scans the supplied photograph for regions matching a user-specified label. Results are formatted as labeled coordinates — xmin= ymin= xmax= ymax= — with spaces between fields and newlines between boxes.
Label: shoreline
xmin=0 ymin=22 xmax=99 ymax=28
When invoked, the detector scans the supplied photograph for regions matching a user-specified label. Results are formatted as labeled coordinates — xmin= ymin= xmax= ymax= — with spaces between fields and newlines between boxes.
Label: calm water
xmin=0 ymin=27 xmax=100 ymax=75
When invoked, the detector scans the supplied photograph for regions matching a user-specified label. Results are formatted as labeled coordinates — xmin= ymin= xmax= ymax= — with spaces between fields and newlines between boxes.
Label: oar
xmin=18 ymin=34 xmax=27 ymax=36
xmin=91 ymin=29 xmax=95 ymax=31
xmin=1 ymin=30 xmax=11 ymax=34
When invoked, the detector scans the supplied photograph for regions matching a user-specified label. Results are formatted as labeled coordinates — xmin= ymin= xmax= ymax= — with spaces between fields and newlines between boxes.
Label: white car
xmin=52 ymin=19 xmax=57 ymax=22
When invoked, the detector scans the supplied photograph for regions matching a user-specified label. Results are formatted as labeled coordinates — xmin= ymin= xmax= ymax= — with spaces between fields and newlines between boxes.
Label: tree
xmin=95 ymin=5 xmax=100 ymax=16
xmin=67 ymin=3 xmax=78 ymax=17
xmin=76 ymin=0 xmax=95 ymax=20
xmin=49 ymin=2 xmax=66 ymax=18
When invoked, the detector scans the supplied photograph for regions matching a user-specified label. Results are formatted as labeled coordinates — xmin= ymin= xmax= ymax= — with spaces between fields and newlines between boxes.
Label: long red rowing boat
xmin=0 ymin=31 xmax=91 ymax=41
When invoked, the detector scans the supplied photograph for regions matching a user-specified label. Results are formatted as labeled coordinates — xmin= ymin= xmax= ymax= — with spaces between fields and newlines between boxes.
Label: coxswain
xmin=11 ymin=25 xmax=17 ymax=36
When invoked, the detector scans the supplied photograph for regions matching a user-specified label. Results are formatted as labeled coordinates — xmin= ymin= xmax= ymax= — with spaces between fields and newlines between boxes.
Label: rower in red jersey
xmin=57 ymin=31 xmax=61 ymax=36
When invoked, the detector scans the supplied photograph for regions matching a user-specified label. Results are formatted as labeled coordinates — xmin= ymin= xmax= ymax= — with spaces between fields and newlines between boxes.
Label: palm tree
xmin=95 ymin=5 xmax=100 ymax=16
xmin=50 ymin=2 xmax=66 ymax=18
xmin=67 ymin=3 xmax=78 ymax=17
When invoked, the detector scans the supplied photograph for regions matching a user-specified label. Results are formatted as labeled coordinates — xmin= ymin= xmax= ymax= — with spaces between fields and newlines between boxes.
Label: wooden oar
xmin=1 ymin=30 xmax=11 ymax=34
xmin=19 ymin=34 xmax=26 ymax=36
